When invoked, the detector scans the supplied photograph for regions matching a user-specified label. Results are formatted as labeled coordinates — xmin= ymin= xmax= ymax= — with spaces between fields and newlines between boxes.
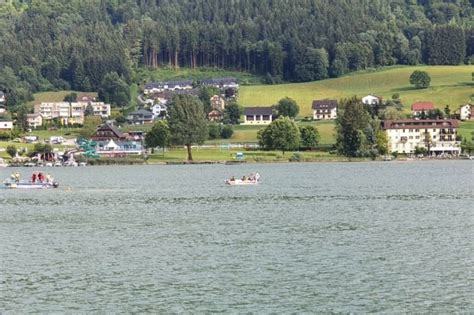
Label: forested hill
xmin=0 ymin=0 xmax=473 ymax=107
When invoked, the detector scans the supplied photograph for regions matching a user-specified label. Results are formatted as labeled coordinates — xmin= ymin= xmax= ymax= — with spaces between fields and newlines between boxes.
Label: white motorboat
xmin=225 ymin=179 xmax=259 ymax=185
xmin=225 ymin=173 xmax=260 ymax=185
xmin=3 ymin=179 xmax=59 ymax=189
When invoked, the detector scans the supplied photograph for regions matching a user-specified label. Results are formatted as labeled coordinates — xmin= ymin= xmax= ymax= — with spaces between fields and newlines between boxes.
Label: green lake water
xmin=0 ymin=161 xmax=473 ymax=313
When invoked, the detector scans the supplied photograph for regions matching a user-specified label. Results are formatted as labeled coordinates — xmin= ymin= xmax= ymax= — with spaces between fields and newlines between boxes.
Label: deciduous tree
xmin=275 ymin=97 xmax=299 ymax=118
xmin=168 ymin=95 xmax=208 ymax=161
xmin=410 ymin=70 xmax=431 ymax=89
xmin=257 ymin=117 xmax=300 ymax=154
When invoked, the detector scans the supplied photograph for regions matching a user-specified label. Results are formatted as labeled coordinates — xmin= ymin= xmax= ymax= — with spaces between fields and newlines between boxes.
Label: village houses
xmin=143 ymin=80 xmax=193 ymax=95
xmin=312 ymin=99 xmax=338 ymax=120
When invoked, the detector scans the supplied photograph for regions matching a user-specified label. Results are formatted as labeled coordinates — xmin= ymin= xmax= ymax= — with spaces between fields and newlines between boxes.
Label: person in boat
xmin=11 ymin=172 xmax=20 ymax=183
xmin=38 ymin=172 xmax=44 ymax=182
xmin=46 ymin=174 xmax=53 ymax=184
xmin=255 ymin=172 xmax=260 ymax=182
xmin=241 ymin=175 xmax=247 ymax=181
xmin=230 ymin=176 xmax=235 ymax=181
xmin=31 ymin=172 xmax=37 ymax=183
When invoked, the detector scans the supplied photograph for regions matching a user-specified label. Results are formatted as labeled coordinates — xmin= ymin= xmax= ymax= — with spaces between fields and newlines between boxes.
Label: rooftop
xmin=244 ymin=107 xmax=273 ymax=115
xmin=312 ymin=99 xmax=338 ymax=110
xmin=411 ymin=102 xmax=434 ymax=111
xmin=383 ymin=119 xmax=460 ymax=130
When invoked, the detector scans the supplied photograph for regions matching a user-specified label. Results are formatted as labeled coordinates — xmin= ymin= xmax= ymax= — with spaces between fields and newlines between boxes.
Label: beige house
xmin=312 ymin=100 xmax=337 ymax=120
xmin=243 ymin=107 xmax=273 ymax=125
xmin=210 ymin=95 xmax=226 ymax=111
xmin=35 ymin=102 xmax=70 ymax=124
xmin=383 ymin=119 xmax=460 ymax=155
xmin=26 ymin=114 xmax=43 ymax=129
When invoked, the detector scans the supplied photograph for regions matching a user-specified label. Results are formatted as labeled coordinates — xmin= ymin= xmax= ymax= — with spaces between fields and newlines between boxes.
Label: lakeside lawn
xmin=147 ymin=147 xmax=345 ymax=163
xmin=239 ymin=65 xmax=474 ymax=116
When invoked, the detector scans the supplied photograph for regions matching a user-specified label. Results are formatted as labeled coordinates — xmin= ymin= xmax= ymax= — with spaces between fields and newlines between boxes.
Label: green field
xmin=459 ymin=120 xmax=474 ymax=141
xmin=239 ymin=65 xmax=474 ymax=116
xmin=26 ymin=91 xmax=97 ymax=107
xmin=136 ymin=66 xmax=264 ymax=86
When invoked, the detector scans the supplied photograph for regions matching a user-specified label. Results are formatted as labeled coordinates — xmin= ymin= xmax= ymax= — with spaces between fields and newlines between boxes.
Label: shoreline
xmin=3 ymin=156 xmax=471 ymax=167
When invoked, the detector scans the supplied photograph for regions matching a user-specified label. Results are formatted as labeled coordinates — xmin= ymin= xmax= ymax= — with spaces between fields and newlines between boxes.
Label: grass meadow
xmin=239 ymin=65 xmax=474 ymax=116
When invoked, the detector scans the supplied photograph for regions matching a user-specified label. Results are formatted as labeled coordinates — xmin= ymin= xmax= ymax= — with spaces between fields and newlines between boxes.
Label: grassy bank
xmin=239 ymin=65 xmax=474 ymax=116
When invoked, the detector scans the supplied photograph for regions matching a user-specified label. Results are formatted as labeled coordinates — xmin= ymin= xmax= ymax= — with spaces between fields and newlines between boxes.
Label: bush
xmin=289 ymin=152 xmax=303 ymax=162
xmin=6 ymin=145 xmax=17 ymax=158
xmin=220 ymin=125 xmax=234 ymax=139
xmin=208 ymin=123 xmax=222 ymax=139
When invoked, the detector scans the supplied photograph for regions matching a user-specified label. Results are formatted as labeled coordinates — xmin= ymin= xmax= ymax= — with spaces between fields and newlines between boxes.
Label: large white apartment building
xmin=383 ymin=119 xmax=461 ymax=155
xmin=35 ymin=101 xmax=111 ymax=125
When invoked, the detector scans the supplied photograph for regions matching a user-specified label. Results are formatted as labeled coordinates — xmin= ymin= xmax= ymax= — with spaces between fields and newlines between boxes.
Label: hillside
xmin=239 ymin=66 xmax=474 ymax=117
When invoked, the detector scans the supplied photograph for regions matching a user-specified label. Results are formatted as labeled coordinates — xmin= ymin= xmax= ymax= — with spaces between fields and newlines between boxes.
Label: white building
xmin=242 ymin=107 xmax=273 ymax=125
xmin=26 ymin=114 xmax=43 ymax=129
xmin=459 ymin=104 xmax=472 ymax=120
xmin=35 ymin=101 xmax=111 ymax=125
xmin=362 ymin=94 xmax=382 ymax=106
xmin=383 ymin=119 xmax=461 ymax=155
xmin=312 ymin=100 xmax=337 ymax=120
xmin=0 ymin=119 xmax=13 ymax=131
xmin=151 ymin=103 xmax=167 ymax=119
xmin=35 ymin=102 xmax=70 ymax=124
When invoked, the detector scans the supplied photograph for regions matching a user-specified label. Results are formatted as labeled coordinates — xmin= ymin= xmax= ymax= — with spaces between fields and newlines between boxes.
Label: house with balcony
xmin=242 ymin=107 xmax=273 ymax=125
xmin=34 ymin=102 xmax=71 ymax=125
xmin=91 ymin=123 xmax=127 ymax=142
xmin=127 ymin=109 xmax=154 ymax=125
xmin=383 ymin=119 xmax=460 ymax=155
xmin=91 ymin=102 xmax=111 ymax=118
xmin=312 ymin=99 xmax=338 ymax=120
xmin=26 ymin=114 xmax=43 ymax=129
xmin=411 ymin=102 xmax=434 ymax=117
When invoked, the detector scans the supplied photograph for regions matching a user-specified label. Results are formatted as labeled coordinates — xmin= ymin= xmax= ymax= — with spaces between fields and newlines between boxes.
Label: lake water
xmin=0 ymin=161 xmax=473 ymax=313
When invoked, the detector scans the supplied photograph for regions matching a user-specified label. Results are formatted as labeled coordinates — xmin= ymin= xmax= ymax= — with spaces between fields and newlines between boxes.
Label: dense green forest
xmin=0 ymin=0 xmax=472 ymax=108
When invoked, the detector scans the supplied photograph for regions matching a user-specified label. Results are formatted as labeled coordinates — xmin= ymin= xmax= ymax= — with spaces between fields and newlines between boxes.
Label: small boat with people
xmin=3 ymin=172 xmax=59 ymax=189
xmin=226 ymin=172 xmax=260 ymax=186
